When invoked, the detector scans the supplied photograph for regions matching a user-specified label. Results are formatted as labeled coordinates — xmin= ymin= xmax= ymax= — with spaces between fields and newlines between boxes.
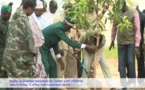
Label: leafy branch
xmin=107 ymin=0 xmax=133 ymax=31
xmin=64 ymin=0 xmax=134 ymax=32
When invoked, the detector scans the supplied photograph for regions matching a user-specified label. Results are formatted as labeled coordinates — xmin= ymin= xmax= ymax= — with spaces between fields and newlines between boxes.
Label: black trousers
xmin=137 ymin=45 xmax=145 ymax=78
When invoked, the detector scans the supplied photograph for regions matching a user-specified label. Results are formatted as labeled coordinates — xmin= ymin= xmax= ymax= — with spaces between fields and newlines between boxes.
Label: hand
xmin=73 ymin=53 xmax=80 ymax=60
xmin=58 ymin=58 xmax=64 ymax=70
xmin=85 ymin=45 xmax=98 ymax=52
xmin=135 ymin=47 xmax=140 ymax=58
xmin=87 ymin=66 xmax=94 ymax=78
xmin=73 ymin=48 xmax=80 ymax=54
xmin=102 ymin=8 xmax=108 ymax=14
xmin=60 ymin=50 xmax=64 ymax=56
xmin=109 ymin=41 xmax=114 ymax=51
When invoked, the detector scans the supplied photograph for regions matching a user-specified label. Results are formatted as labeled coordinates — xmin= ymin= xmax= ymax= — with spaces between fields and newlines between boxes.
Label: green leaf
xmin=119 ymin=0 xmax=124 ymax=10
xmin=122 ymin=16 xmax=127 ymax=21
xmin=117 ymin=23 xmax=123 ymax=28
xmin=79 ymin=16 xmax=83 ymax=25
xmin=84 ymin=20 xmax=91 ymax=29
xmin=97 ymin=0 xmax=104 ymax=4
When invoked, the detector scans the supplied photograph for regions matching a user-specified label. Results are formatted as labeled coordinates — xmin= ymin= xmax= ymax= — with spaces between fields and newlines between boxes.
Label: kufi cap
xmin=36 ymin=0 xmax=43 ymax=9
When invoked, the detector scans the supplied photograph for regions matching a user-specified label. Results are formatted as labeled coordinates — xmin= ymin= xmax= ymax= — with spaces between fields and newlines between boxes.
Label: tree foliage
xmin=63 ymin=0 xmax=134 ymax=32
xmin=108 ymin=0 xmax=133 ymax=31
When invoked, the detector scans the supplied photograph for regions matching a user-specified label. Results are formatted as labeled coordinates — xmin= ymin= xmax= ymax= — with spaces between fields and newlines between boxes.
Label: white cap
xmin=36 ymin=0 xmax=43 ymax=9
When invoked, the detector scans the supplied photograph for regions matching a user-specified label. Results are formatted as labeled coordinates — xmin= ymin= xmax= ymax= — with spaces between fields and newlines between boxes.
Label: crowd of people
xmin=0 ymin=0 xmax=145 ymax=90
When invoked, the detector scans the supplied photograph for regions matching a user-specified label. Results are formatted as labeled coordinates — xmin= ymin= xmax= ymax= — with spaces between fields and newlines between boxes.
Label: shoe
xmin=117 ymin=88 xmax=127 ymax=90
xmin=129 ymin=83 xmax=135 ymax=90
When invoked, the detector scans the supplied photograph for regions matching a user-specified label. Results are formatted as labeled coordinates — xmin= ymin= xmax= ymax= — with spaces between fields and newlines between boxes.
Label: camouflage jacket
xmin=0 ymin=16 xmax=9 ymax=59
xmin=2 ymin=9 xmax=36 ymax=78
xmin=0 ymin=16 xmax=9 ymax=76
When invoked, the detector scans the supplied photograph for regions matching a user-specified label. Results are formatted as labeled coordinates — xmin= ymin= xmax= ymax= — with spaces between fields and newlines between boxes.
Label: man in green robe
xmin=0 ymin=5 xmax=12 ymax=78
xmin=40 ymin=17 xmax=98 ymax=80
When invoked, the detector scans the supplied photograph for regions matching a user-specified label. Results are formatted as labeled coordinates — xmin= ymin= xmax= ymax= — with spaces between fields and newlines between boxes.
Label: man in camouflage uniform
xmin=2 ymin=0 xmax=36 ymax=78
xmin=0 ymin=5 xmax=12 ymax=78
xmin=0 ymin=4 xmax=13 ymax=90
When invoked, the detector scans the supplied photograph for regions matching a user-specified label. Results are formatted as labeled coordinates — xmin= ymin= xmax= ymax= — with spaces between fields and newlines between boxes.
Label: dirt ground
xmin=96 ymin=57 xmax=119 ymax=78
xmin=96 ymin=54 xmax=139 ymax=78
xmin=60 ymin=57 xmax=143 ymax=90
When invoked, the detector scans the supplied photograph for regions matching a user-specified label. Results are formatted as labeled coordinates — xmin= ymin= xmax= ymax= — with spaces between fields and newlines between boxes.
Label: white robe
xmin=28 ymin=13 xmax=47 ymax=78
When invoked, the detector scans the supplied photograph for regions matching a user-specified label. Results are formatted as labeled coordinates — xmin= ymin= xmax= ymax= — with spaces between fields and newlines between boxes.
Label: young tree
xmin=64 ymin=0 xmax=134 ymax=80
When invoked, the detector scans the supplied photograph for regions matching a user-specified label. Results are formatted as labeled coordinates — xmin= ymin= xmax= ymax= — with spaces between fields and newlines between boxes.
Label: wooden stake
xmin=92 ymin=34 xmax=100 ymax=90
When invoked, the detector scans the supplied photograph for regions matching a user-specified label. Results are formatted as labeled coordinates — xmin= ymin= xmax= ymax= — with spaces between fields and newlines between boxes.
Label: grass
xmin=104 ymin=46 xmax=118 ymax=59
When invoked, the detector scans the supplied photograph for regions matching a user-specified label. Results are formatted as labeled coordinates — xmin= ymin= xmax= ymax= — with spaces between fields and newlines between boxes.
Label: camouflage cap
xmin=1 ymin=5 xmax=12 ymax=13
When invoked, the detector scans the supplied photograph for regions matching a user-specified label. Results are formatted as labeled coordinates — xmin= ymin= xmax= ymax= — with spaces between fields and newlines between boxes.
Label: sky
xmin=138 ymin=0 xmax=145 ymax=11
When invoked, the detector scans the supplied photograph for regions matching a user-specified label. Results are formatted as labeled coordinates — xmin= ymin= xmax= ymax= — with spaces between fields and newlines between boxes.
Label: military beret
xmin=64 ymin=16 xmax=75 ymax=27
xmin=1 ymin=5 xmax=12 ymax=13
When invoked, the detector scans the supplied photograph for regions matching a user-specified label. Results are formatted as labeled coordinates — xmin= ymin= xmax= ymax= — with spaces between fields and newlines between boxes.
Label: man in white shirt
xmin=28 ymin=0 xmax=47 ymax=79
xmin=43 ymin=0 xmax=57 ymax=25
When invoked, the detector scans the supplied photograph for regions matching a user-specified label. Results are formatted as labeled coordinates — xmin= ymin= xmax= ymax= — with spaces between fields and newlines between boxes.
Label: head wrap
xmin=1 ymin=5 xmax=12 ymax=12
xmin=64 ymin=16 xmax=74 ymax=27
xmin=35 ymin=0 xmax=43 ymax=9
